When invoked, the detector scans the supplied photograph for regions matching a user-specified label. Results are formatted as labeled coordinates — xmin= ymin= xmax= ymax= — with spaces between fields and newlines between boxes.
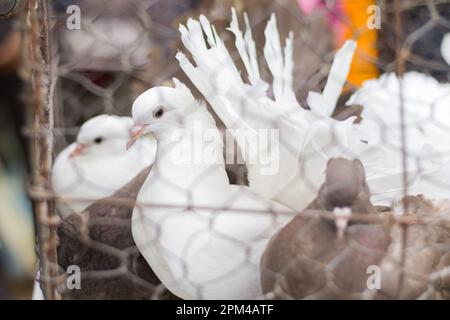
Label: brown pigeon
xmin=260 ymin=158 xmax=450 ymax=299
xmin=54 ymin=166 xmax=178 ymax=300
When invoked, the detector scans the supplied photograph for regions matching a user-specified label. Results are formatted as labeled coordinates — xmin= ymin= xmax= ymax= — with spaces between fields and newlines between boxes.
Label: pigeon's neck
xmin=146 ymin=107 xmax=229 ymax=197
xmin=156 ymin=107 xmax=223 ymax=155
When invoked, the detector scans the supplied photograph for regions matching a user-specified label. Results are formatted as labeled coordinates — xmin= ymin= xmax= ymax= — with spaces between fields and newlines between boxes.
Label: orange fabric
xmin=338 ymin=0 xmax=379 ymax=87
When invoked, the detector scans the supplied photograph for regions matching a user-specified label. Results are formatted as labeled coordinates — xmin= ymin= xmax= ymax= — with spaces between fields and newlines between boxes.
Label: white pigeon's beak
xmin=69 ymin=143 xmax=86 ymax=159
xmin=127 ymin=124 xmax=148 ymax=150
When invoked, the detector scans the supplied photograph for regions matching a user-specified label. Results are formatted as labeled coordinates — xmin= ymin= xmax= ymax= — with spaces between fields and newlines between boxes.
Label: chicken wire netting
xmin=18 ymin=0 xmax=450 ymax=300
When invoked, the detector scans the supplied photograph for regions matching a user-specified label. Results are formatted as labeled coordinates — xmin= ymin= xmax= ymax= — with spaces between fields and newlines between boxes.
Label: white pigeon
xmin=33 ymin=114 xmax=156 ymax=300
xmin=52 ymin=114 xmax=156 ymax=216
xmin=176 ymin=9 xmax=396 ymax=210
xmin=347 ymin=71 xmax=450 ymax=202
xmin=441 ymin=32 xmax=450 ymax=66
xmin=130 ymin=80 xmax=294 ymax=299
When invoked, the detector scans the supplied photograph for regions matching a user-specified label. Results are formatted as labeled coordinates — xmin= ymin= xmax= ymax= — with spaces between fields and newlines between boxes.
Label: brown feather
xmin=55 ymin=166 xmax=179 ymax=300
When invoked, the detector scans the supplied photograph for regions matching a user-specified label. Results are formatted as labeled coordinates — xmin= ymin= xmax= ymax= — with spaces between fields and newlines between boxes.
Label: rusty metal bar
xmin=21 ymin=0 xmax=60 ymax=300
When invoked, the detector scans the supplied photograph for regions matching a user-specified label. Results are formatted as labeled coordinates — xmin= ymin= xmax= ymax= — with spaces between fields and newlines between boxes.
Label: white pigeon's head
xmin=129 ymin=79 xmax=198 ymax=143
xmin=69 ymin=114 xmax=133 ymax=158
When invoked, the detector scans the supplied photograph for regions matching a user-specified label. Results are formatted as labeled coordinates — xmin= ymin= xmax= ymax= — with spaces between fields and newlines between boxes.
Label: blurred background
xmin=0 ymin=0 xmax=449 ymax=299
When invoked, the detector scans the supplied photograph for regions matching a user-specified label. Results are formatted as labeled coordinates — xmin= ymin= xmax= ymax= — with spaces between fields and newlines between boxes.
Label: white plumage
xmin=52 ymin=114 xmax=156 ymax=216
xmin=33 ymin=114 xmax=156 ymax=300
xmin=176 ymin=10 xmax=394 ymax=210
xmin=348 ymin=71 xmax=450 ymax=202
xmin=40 ymin=8 xmax=450 ymax=301
xmin=131 ymin=80 xmax=294 ymax=299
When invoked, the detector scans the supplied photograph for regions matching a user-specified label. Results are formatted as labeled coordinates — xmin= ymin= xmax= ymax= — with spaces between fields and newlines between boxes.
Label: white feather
xmin=308 ymin=40 xmax=356 ymax=116
xmin=177 ymin=10 xmax=361 ymax=211
xmin=52 ymin=115 xmax=156 ymax=215
xmin=348 ymin=71 xmax=450 ymax=203
xmin=131 ymin=84 xmax=294 ymax=299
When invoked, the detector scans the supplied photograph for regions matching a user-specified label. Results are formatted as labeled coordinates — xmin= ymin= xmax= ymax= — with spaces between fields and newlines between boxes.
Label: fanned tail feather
xmin=308 ymin=40 xmax=356 ymax=116
xmin=264 ymin=14 xmax=284 ymax=101
xmin=177 ymin=9 xmax=360 ymax=211
xmin=177 ymin=19 xmax=253 ymax=133
xmin=322 ymin=40 xmax=356 ymax=111
xmin=178 ymin=15 xmax=264 ymax=160
xmin=227 ymin=8 xmax=262 ymax=87
xmin=283 ymin=32 xmax=294 ymax=99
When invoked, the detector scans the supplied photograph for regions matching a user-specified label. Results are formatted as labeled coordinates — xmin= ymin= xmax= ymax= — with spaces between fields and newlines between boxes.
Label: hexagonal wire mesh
xmin=20 ymin=0 xmax=450 ymax=299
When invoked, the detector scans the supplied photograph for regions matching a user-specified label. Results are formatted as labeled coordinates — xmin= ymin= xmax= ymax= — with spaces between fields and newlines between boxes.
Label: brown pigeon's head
xmin=321 ymin=158 xmax=370 ymax=211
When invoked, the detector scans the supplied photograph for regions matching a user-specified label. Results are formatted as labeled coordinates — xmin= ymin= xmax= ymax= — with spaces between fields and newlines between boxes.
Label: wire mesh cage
xmin=14 ymin=0 xmax=450 ymax=300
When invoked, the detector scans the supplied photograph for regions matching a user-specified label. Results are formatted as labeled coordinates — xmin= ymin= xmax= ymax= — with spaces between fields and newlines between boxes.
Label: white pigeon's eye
xmin=153 ymin=107 xmax=165 ymax=119
xmin=93 ymin=137 xmax=103 ymax=144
